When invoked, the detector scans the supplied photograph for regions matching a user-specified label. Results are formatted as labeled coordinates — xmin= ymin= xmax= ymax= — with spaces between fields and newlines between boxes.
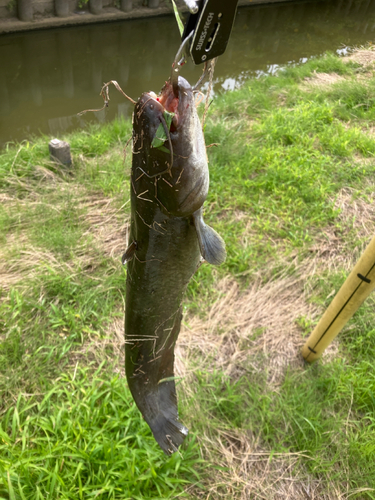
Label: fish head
xmin=132 ymin=76 xmax=209 ymax=216
xmin=134 ymin=76 xmax=204 ymax=159
xmin=156 ymin=75 xmax=209 ymax=216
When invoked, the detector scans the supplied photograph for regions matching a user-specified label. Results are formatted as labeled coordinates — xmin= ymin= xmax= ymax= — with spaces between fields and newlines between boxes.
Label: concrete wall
xmin=0 ymin=0 xmax=294 ymax=31
xmin=0 ymin=0 xmax=251 ymax=21
xmin=33 ymin=0 xmax=54 ymax=15
xmin=0 ymin=1 xmax=133 ymax=19
xmin=0 ymin=0 xmax=171 ymax=19
xmin=0 ymin=0 xmax=16 ymax=19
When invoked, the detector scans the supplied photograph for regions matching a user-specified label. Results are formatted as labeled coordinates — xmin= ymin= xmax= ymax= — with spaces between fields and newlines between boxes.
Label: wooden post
xmin=302 ymin=234 xmax=375 ymax=363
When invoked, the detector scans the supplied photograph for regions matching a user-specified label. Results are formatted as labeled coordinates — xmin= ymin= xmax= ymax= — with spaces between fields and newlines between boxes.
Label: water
xmin=0 ymin=0 xmax=375 ymax=146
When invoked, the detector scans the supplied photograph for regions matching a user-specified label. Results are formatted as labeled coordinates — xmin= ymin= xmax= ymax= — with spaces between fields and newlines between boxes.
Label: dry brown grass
xmin=0 ymin=226 xmax=83 ymax=294
xmin=308 ymin=184 xmax=375 ymax=276
xmin=172 ymin=262 xmax=343 ymax=499
xmin=305 ymin=182 xmax=375 ymax=275
xmin=0 ymin=184 xmax=128 ymax=291
xmin=302 ymin=71 xmax=345 ymax=89
xmin=335 ymin=185 xmax=375 ymax=241
xmin=301 ymin=47 xmax=375 ymax=93
xmin=80 ymin=194 xmax=129 ymax=260
xmin=343 ymin=48 xmax=375 ymax=68
xmin=186 ymin=430 xmax=340 ymax=500
xmin=176 ymin=270 xmax=314 ymax=386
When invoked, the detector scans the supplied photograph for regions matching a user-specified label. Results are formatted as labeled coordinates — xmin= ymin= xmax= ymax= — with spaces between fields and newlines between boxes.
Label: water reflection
xmin=1 ymin=0 xmax=375 ymax=145
xmin=57 ymin=31 xmax=74 ymax=99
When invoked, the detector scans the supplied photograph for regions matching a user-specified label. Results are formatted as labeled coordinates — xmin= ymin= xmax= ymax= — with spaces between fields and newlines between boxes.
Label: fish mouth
xmin=156 ymin=76 xmax=193 ymax=132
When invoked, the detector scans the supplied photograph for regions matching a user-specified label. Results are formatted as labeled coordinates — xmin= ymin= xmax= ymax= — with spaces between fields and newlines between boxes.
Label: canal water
xmin=0 ymin=0 xmax=374 ymax=146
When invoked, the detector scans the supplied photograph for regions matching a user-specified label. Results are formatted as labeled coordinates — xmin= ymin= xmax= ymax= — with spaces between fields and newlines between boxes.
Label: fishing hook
xmin=170 ymin=31 xmax=194 ymax=97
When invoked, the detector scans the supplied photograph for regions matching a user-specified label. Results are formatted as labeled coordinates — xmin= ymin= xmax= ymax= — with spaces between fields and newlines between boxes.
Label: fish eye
xmin=150 ymin=104 xmax=154 ymax=110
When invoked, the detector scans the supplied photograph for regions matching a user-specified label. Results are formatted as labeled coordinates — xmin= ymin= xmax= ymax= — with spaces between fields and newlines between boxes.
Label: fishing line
xmin=201 ymin=57 xmax=217 ymax=129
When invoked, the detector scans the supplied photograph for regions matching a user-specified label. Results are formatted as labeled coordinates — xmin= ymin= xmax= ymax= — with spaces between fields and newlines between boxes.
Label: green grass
xmin=2 ymin=50 xmax=375 ymax=498
xmin=0 ymin=366 xmax=201 ymax=500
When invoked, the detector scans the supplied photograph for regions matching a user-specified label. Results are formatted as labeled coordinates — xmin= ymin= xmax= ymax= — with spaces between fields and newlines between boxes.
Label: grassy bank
xmin=1 ymin=48 xmax=375 ymax=499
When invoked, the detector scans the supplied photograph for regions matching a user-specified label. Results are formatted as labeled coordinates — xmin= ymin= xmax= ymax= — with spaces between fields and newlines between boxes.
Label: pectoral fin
xmin=193 ymin=209 xmax=226 ymax=266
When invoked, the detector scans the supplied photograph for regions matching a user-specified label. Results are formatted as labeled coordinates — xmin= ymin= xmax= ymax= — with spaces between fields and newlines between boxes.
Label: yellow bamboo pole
xmin=302 ymin=234 xmax=375 ymax=363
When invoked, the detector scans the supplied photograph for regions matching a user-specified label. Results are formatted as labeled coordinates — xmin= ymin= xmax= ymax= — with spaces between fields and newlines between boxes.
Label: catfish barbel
xmin=123 ymin=73 xmax=226 ymax=455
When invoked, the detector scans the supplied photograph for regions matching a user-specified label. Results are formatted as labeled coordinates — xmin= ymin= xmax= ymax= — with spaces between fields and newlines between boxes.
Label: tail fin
xmin=147 ymin=348 xmax=188 ymax=454
xmin=126 ymin=308 xmax=188 ymax=454
xmin=149 ymin=407 xmax=188 ymax=455
xmin=132 ymin=379 xmax=188 ymax=455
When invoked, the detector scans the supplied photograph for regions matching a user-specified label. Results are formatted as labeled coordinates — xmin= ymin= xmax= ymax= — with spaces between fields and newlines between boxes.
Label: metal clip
xmin=182 ymin=0 xmax=239 ymax=65
xmin=181 ymin=0 xmax=199 ymax=14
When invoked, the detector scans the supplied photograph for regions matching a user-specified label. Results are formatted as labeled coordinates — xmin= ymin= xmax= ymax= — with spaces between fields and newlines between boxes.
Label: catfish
xmin=124 ymin=75 xmax=226 ymax=454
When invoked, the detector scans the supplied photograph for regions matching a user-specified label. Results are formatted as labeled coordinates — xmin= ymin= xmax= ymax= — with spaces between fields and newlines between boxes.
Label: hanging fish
xmin=123 ymin=73 xmax=226 ymax=455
